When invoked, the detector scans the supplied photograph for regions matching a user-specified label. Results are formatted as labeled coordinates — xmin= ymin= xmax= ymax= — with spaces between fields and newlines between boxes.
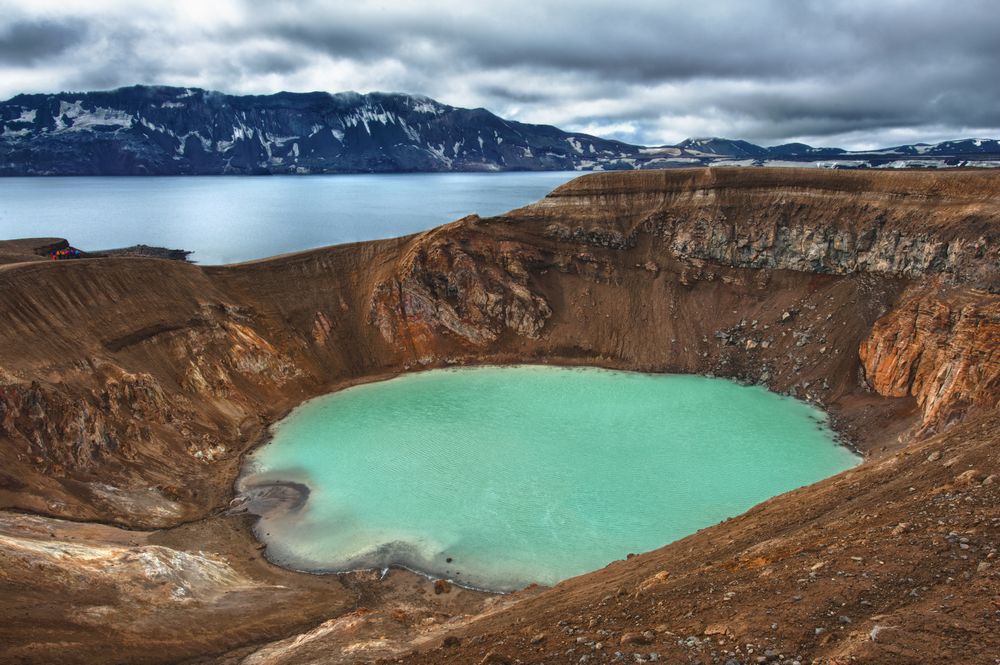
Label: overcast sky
xmin=0 ymin=0 xmax=998 ymax=149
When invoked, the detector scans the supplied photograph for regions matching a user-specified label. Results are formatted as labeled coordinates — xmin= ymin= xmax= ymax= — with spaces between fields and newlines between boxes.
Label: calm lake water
xmin=240 ymin=366 xmax=858 ymax=591
xmin=0 ymin=172 xmax=578 ymax=265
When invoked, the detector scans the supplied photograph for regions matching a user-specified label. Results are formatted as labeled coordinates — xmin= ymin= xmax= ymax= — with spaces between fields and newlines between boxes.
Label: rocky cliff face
xmin=521 ymin=169 xmax=1000 ymax=287
xmin=369 ymin=220 xmax=552 ymax=355
xmin=860 ymin=284 xmax=1000 ymax=432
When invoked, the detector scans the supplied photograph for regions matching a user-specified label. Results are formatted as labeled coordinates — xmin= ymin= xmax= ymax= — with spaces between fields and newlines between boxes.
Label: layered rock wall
xmin=522 ymin=169 xmax=1000 ymax=287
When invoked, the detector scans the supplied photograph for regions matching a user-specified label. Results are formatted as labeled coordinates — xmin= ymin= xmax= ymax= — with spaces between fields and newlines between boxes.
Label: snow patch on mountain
xmin=55 ymin=101 xmax=135 ymax=132
xmin=426 ymin=142 xmax=453 ymax=167
xmin=343 ymin=105 xmax=399 ymax=134
xmin=409 ymin=97 xmax=444 ymax=115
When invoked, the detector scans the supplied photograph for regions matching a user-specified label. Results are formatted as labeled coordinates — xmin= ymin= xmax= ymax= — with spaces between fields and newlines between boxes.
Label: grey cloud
xmin=0 ymin=0 xmax=998 ymax=148
xmin=240 ymin=50 xmax=306 ymax=76
xmin=263 ymin=23 xmax=402 ymax=61
xmin=0 ymin=19 xmax=87 ymax=65
xmin=473 ymin=85 xmax=558 ymax=105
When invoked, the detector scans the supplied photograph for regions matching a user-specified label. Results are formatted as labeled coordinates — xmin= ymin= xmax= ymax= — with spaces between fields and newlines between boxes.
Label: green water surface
xmin=241 ymin=366 xmax=858 ymax=591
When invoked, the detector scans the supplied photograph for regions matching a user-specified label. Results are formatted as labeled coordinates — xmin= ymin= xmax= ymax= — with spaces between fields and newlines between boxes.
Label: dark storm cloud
xmin=1 ymin=0 xmax=999 ymax=148
xmin=0 ymin=19 xmax=87 ymax=65
xmin=473 ymin=85 xmax=567 ymax=106
xmin=240 ymin=50 xmax=306 ymax=76
xmin=263 ymin=23 xmax=407 ymax=61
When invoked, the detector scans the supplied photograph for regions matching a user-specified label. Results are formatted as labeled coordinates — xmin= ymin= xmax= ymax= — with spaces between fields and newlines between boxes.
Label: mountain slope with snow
xmin=0 ymin=86 xmax=641 ymax=175
xmin=2 ymin=86 xmax=999 ymax=174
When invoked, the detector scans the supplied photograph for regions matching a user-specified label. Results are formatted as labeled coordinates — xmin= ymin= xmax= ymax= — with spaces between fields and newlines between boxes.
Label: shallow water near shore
xmin=239 ymin=366 xmax=858 ymax=591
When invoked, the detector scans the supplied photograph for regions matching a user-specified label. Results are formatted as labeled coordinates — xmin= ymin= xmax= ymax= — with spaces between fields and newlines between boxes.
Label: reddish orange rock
xmin=859 ymin=283 xmax=1000 ymax=432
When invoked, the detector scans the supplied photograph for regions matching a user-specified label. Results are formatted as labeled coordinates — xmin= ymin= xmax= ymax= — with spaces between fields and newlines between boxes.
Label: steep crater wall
xmin=0 ymin=169 xmax=997 ymax=529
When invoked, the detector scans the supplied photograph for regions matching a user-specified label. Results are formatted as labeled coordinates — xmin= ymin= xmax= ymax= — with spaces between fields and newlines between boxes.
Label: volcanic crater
xmin=1 ymin=168 xmax=998 ymax=665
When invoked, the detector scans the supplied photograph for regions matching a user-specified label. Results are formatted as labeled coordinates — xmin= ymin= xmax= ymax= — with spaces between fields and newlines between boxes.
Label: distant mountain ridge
xmin=1 ymin=85 xmax=999 ymax=175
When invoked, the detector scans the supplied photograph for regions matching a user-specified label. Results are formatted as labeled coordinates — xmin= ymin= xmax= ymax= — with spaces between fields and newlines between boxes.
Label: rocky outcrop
xmin=0 ymin=368 xmax=165 ymax=472
xmin=860 ymin=284 xmax=1000 ymax=431
xmin=96 ymin=244 xmax=192 ymax=261
xmin=0 ymin=516 xmax=247 ymax=602
xmin=370 ymin=221 xmax=552 ymax=355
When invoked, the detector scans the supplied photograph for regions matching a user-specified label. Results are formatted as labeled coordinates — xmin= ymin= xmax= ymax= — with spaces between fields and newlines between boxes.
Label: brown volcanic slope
xmin=0 ymin=168 xmax=998 ymax=664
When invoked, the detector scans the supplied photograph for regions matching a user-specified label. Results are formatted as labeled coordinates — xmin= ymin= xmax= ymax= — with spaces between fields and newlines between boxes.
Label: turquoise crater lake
xmin=239 ymin=366 xmax=858 ymax=591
